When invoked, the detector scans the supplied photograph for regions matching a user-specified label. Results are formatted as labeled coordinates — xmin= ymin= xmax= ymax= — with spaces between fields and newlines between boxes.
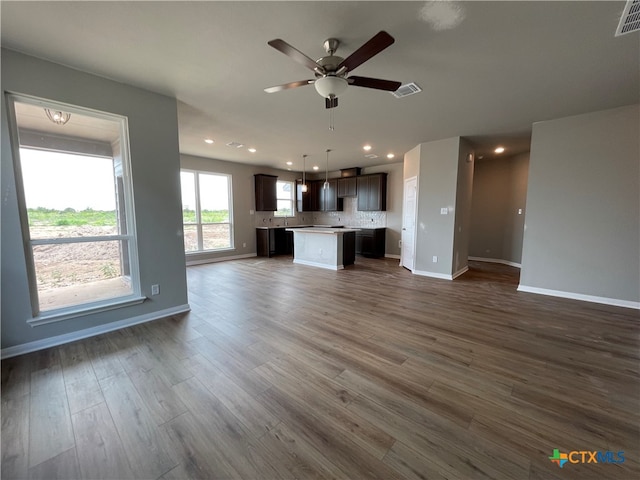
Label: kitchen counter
xmin=255 ymin=224 xmax=340 ymax=230
xmin=286 ymin=227 xmax=358 ymax=270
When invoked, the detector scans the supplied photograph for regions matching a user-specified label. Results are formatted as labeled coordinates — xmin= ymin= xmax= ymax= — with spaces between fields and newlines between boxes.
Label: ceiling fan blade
xmin=325 ymin=97 xmax=339 ymax=109
xmin=348 ymin=76 xmax=401 ymax=91
xmin=267 ymin=39 xmax=325 ymax=73
xmin=264 ymin=80 xmax=315 ymax=93
xmin=337 ymin=31 xmax=395 ymax=73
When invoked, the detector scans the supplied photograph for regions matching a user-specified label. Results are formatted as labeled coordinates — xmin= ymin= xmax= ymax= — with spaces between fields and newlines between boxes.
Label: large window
xmin=275 ymin=180 xmax=294 ymax=217
xmin=181 ymin=170 xmax=233 ymax=252
xmin=8 ymin=95 xmax=141 ymax=322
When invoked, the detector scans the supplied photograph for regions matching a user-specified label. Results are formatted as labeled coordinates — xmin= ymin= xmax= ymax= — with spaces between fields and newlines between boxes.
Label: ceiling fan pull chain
xmin=329 ymin=107 xmax=335 ymax=131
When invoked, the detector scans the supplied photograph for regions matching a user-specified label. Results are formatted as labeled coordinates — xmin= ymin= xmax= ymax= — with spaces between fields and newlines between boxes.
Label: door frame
xmin=401 ymin=176 xmax=418 ymax=271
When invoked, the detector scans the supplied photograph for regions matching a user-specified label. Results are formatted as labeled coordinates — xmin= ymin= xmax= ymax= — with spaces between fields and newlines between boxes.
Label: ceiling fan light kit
xmin=314 ymin=76 xmax=348 ymax=99
xmin=265 ymin=30 xmax=401 ymax=109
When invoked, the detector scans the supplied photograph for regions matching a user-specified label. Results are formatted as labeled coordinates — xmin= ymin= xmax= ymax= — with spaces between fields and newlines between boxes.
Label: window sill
xmin=185 ymin=247 xmax=235 ymax=256
xmin=28 ymin=295 xmax=146 ymax=326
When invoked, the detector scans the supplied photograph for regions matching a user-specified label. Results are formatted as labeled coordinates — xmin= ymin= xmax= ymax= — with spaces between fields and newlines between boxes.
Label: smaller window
xmin=274 ymin=180 xmax=294 ymax=217
xmin=180 ymin=170 xmax=233 ymax=252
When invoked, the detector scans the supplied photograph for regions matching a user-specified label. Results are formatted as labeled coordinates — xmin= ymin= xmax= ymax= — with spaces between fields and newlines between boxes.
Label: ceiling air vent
xmin=616 ymin=0 xmax=640 ymax=36
xmin=226 ymin=141 xmax=244 ymax=148
xmin=364 ymin=153 xmax=379 ymax=159
xmin=391 ymin=82 xmax=422 ymax=98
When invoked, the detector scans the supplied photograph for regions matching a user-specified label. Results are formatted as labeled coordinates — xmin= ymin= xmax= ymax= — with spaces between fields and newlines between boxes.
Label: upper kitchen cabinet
xmin=357 ymin=173 xmax=387 ymax=211
xmin=297 ymin=179 xmax=343 ymax=212
xmin=321 ymin=178 xmax=343 ymax=211
xmin=254 ymin=174 xmax=277 ymax=211
xmin=337 ymin=177 xmax=357 ymax=197
xmin=296 ymin=179 xmax=318 ymax=212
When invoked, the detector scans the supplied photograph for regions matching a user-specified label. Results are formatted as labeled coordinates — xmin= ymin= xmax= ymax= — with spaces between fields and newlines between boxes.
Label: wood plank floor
xmin=2 ymin=257 xmax=639 ymax=479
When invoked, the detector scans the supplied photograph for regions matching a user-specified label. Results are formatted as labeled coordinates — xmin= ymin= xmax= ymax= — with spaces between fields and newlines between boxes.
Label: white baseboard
xmin=413 ymin=266 xmax=469 ymax=281
xmin=469 ymin=256 xmax=521 ymax=268
xmin=413 ymin=270 xmax=453 ymax=281
xmin=385 ymin=254 xmax=401 ymax=259
xmin=1 ymin=304 xmax=191 ymax=359
xmin=186 ymin=252 xmax=257 ymax=266
xmin=517 ymin=285 xmax=639 ymax=310
xmin=452 ymin=266 xmax=469 ymax=279
xmin=293 ymin=259 xmax=343 ymax=270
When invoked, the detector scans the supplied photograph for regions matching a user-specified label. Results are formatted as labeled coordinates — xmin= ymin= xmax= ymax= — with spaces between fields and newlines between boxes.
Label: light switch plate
xmin=440 ymin=207 xmax=448 ymax=215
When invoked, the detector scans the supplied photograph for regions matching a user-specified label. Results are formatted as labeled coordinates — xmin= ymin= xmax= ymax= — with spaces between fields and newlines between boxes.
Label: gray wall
xmin=405 ymin=137 xmax=473 ymax=277
xmin=520 ymin=104 xmax=639 ymax=304
xmin=470 ymin=152 xmax=529 ymax=265
xmin=1 ymin=49 xmax=188 ymax=350
xmin=452 ymin=138 xmax=475 ymax=275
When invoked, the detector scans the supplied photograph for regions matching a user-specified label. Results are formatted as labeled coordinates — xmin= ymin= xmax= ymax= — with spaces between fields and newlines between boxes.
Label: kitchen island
xmin=286 ymin=227 xmax=359 ymax=270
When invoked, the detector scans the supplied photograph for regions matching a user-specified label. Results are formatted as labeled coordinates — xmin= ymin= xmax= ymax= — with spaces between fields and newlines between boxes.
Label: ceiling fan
xmin=264 ymin=31 xmax=402 ymax=109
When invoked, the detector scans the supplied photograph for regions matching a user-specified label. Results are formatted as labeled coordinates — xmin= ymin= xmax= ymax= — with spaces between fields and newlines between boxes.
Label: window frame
xmin=274 ymin=179 xmax=295 ymax=218
xmin=181 ymin=169 xmax=234 ymax=253
xmin=7 ymin=93 xmax=144 ymax=325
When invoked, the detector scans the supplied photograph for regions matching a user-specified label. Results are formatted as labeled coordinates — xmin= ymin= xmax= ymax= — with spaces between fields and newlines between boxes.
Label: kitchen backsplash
xmin=254 ymin=197 xmax=386 ymax=228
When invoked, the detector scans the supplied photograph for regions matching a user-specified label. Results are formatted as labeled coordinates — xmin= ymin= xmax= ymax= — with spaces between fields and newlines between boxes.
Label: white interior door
xmin=401 ymin=176 xmax=417 ymax=271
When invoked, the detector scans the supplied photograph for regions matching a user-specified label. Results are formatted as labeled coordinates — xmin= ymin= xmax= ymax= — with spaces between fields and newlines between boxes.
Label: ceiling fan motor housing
xmin=315 ymin=55 xmax=345 ymax=76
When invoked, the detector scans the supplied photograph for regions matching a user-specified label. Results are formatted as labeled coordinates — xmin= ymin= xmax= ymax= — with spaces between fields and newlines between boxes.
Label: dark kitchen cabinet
xmin=297 ymin=179 xmax=342 ymax=212
xmin=256 ymin=228 xmax=293 ymax=257
xmin=355 ymin=228 xmax=386 ymax=258
xmin=342 ymin=231 xmax=356 ymax=266
xmin=254 ymin=174 xmax=278 ymax=211
xmin=357 ymin=173 xmax=387 ymax=211
xmin=296 ymin=180 xmax=312 ymax=212
xmin=320 ymin=179 xmax=343 ymax=211
xmin=337 ymin=177 xmax=357 ymax=197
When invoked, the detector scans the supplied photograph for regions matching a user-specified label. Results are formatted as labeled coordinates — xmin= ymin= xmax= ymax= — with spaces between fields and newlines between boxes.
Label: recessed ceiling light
xmin=387 ymin=153 xmax=395 ymax=159
xmin=494 ymin=146 xmax=505 ymax=154
xmin=363 ymin=145 xmax=372 ymax=151
xmin=313 ymin=165 xmax=319 ymax=171
xmin=204 ymin=138 xmax=214 ymax=144
xmin=286 ymin=161 xmax=293 ymax=166
xmin=248 ymin=148 xmax=257 ymax=153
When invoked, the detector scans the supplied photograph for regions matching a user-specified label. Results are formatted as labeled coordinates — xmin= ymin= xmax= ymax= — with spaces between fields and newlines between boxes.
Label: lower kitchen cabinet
xmin=355 ymin=228 xmax=385 ymax=258
xmin=256 ymin=228 xmax=293 ymax=257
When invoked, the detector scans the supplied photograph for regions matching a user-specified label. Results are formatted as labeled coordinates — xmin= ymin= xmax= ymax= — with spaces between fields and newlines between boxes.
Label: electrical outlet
xmin=242 ymin=242 xmax=247 ymax=248
xmin=432 ymin=256 xmax=438 ymax=263
xmin=151 ymin=284 xmax=160 ymax=295
xmin=398 ymin=240 xmax=402 ymax=248
xmin=319 ymin=248 xmax=323 ymax=255
xmin=440 ymin=207 xmax=448 ymax=215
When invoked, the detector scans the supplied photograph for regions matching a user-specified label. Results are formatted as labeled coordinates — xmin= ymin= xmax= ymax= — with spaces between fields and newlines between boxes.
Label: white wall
xmin=519 ymin=104 xmax=639 ymax=307
xmin=1 ymin=49 xmax=188 ymax=351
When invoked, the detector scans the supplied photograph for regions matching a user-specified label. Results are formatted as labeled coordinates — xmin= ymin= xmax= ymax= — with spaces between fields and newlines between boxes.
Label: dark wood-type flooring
xmin=2 ymin=257 xmax=639 ymax=479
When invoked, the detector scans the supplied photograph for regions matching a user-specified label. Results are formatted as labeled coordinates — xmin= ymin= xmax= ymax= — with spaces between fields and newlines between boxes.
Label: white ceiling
xmin=2 ymin=1 xmax=638 ymax=171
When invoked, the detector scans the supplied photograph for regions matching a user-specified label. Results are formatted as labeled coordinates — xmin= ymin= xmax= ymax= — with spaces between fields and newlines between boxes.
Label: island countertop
xmin=285 ymin=227 xmax=361 ymax=234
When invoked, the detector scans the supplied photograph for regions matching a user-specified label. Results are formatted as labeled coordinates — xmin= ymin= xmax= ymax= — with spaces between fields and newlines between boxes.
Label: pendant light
xmin=301 ymin=154 xmax=308 ymax=193
xmin=324 ymin=149 xmax=331 ymax=190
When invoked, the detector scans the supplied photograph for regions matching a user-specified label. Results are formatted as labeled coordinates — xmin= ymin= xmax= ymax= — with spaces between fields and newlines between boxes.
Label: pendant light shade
xmin=301 ymin=154 xmax=308 ymax=193
xmin=324 ymin=149 xmax=331 ymax=190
